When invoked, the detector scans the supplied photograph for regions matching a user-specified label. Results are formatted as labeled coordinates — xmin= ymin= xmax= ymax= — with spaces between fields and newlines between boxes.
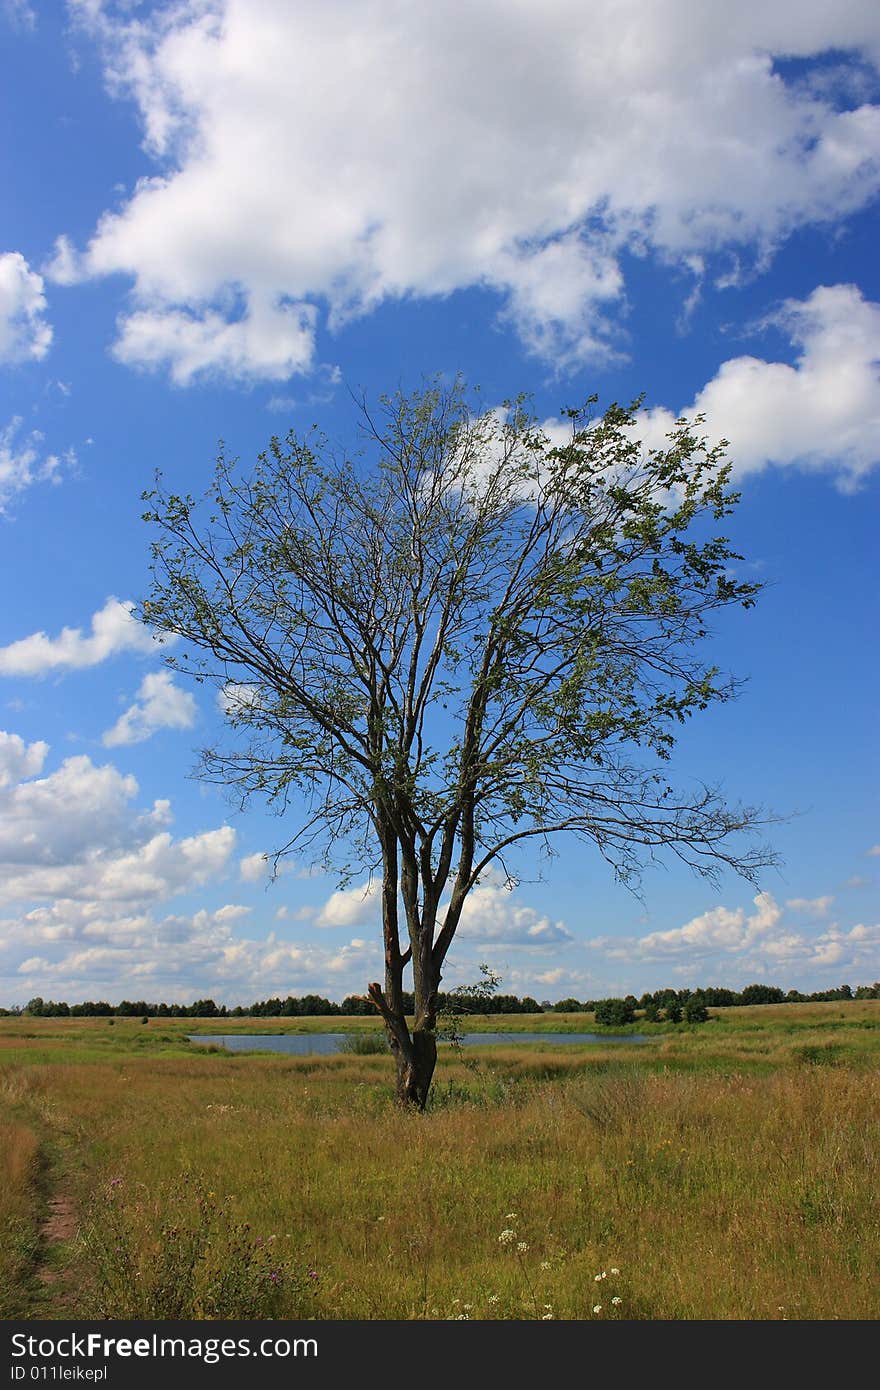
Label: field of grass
xmin=1 ymin=1002 xmax=878 ymax=1320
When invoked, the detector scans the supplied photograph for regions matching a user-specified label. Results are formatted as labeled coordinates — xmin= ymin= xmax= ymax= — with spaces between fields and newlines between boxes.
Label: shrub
xmin=683 ymin=998 xmax=709 ymax=1024
xmin=594 ymin=998 xmax=636 ymax=1027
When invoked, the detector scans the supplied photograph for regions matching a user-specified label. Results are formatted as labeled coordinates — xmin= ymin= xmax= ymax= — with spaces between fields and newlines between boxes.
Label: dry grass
xmin=0 ymin=1003 xmax=878 ymax=1320
xmin=0 ymin=1114 xmax=41 ymax=1316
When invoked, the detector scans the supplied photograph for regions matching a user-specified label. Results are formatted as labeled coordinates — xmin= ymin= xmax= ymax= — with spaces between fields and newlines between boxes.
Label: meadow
xmin=1 ymin=1002 xmax=878 ymax=1321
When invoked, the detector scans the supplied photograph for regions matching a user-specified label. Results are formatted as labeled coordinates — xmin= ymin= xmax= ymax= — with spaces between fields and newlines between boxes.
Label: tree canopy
xmin=141 ymin=379 xmax=775 ymax=1105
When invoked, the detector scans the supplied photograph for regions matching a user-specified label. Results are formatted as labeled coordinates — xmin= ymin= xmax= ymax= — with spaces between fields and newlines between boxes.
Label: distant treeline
xmin=3 ymin=980 xmax=879 ymax=1018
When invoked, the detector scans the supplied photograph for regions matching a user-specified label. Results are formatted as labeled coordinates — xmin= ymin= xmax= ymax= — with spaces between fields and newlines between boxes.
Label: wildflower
xmin=498 ymin=1229 xmax=516 ymax=1244
xmin=462 ymin=1304 xmax=473 ymax=1311
xmin=612 ymin=1296 xmax=622 ymax=1306
xmin=542 ymin=1313 xmax=554 ymax=1320
xmin=505 ymin=1212 xmax=518 ymax=1220
xmin=540 ymin=1261 xmax=551 ymax=1271
xmin=308 ymin=1270 xmax=319 ymax=1280
xmin=516 ymin=1241 xmax=529 ymax=1253
xmin=610 ymin=1267 xmax=620 ymax=1275
xmin=487 ymin=1294 xmax=500 ymax=1305
xmin=593 ymin=1304 xmax=602 ymax=1314
xmin=594 ymin=1271 xmax=607 ymax=1281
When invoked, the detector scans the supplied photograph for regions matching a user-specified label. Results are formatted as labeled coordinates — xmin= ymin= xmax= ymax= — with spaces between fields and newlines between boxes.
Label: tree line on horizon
xmin=4 ymin=980 xmax=878 ymax=1019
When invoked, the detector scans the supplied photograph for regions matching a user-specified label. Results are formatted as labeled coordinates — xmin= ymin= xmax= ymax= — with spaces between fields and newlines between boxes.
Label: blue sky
xmin=0 ymin=0 xmax=877 ymax=1007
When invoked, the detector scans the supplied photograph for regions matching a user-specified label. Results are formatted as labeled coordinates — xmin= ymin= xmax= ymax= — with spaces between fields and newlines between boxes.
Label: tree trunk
xmin=394 ymin=1027 xmax=437 ymax=1110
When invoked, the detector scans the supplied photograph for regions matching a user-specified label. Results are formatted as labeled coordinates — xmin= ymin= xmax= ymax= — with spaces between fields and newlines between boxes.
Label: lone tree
xmin=141 ymin=380 xmax=774 ymax=1107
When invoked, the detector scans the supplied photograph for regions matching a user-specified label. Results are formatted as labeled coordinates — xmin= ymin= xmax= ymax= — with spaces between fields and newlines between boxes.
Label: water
xmin=188 ymin=1031 xmax=647 ymax=1054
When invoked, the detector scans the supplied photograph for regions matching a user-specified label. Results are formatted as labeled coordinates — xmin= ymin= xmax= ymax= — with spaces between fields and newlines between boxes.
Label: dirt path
xmin=34 ymin=1182 xmax=79 ymax=1306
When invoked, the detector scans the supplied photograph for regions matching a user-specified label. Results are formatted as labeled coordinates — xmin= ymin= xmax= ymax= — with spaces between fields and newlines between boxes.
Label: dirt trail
xmin=36 ymin=1188 xmax=78 ymax=1293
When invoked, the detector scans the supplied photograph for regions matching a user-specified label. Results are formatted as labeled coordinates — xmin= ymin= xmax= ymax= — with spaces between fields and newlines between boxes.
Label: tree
xmin=141 ymin=379 xmax=775 ymax=1107
xmin=594 ymin=997 xmax=636 ymax=1027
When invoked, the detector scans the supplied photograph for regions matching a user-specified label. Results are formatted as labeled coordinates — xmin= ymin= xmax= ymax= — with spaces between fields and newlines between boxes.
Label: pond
xmin=187 ymin=1031 xmax=648 ymax=1054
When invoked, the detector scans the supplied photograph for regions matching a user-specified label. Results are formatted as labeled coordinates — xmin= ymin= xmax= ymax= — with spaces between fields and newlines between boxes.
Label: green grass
xmin=1 ymin=1001 xmax=878 ymax=1320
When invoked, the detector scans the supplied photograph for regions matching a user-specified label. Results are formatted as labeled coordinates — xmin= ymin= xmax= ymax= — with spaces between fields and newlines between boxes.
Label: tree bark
xmin=367 ymin=982 xmax=438 ymax=1110
xmin=395 ymin=1026 xmax=437 ymax=1110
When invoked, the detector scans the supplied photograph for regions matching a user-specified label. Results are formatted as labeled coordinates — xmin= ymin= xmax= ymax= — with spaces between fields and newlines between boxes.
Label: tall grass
xmin=0 ymin=1115 xmax=42 ymax=1316
xmin=1 ymin=1003 xmax=878 ymax=1320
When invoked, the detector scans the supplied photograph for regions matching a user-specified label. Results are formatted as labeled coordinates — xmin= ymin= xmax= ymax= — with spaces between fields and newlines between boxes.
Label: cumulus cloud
xmin=112 ymin=299 xmax=317 ymax=387
xmin=9 ymin=922 xmax=381 ymax=1004
xmin=0 ymin=418 xmax=71 ymax=513
xmin=0 ymin=730 xmax=49 ymax=788
xmin=631 ymin=892 xmax=782 ymax=956
xmin=58 ymin=1 xmax=880 ymax=381
xmin=0 ymin=252 xmax=52 ymax=363
xmin=239 ymin=851 xmax=269 ymax=883
xmin=315 ymin=879 xmax=382 ymax=929
xmin=0 ymin=597 xmax=169 ymax=676
xmin=0 ymin=748 xmax=235 ymax=907
xmin=456 ymin=871 xmax=573 ymax=947
xmin=0 ymin=742 xmax=255 ymax=1000
xmin=588 ymin=891 xmax=880 ymax=982
xmin=102 ymin=669 xmax=197 ymax=746
xmin=638 ymin=284 xmax=880 ymax=486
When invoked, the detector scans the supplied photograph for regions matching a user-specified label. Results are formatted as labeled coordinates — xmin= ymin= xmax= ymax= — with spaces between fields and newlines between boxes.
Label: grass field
xmin=1 ymin=1002 xmax=878 ymax=1320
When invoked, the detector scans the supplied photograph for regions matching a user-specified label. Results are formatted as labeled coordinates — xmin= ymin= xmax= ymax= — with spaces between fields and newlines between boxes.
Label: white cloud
xmin=626 ymin=892 xmax=782 ymax=956
xmin=239 ymin=851 xmax=269 ymax=883
xmin=638 ymin=285 xmax=880 ymax=486
xmin=315 ymin=879 xmax=382 ymax=929
xmin=7 ymin=922 xmax=381 ymax=1004
xmin=112 ymin=298 xmax=317 ymax=386
xmin=786 ymin=895 xmax=834 ymax=917
xmin=0 ymin=749 xmax=235 ymax=907
xmin=0 ymin=252 xmax=52 ymax=363
xmin=456 ymin=870 xmax=573 ymax=947
xmin=867 ymin=845 xmax=880 ymax=857
xmin=217 ymin=681 xmax=262 ymax=717
xmin=0 ymin=597 xmax=169 ymax=676
xmin=102 ymin=669 xmax=197 ymax=746
xmin=275 ymin=904 xmax=317 ymax=923
xmin=0 ymin=730 xmax=48 ymax=787
xmin=588 ymin=892 xmax=880 ymax=983
xmin=60 ymin=1 xmax=880 ymax=381
xmin=0 ymin=418 xmax=70 ymax=513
